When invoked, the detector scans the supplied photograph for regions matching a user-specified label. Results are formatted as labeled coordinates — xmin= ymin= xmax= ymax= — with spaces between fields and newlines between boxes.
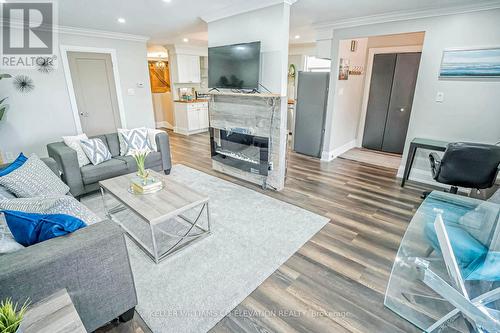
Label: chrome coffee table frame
xmin=99 ymin=171 xmax=211 ymax=264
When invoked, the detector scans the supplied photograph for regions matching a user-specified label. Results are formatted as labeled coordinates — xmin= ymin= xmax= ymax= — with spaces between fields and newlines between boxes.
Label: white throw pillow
xmin=63 ymin=134 xmax=91 ymax=167
xmin=147 ymin=129 xmax=164 ymax=152
xmin=80 ymin=138 xmax=112 ymax=165
xmin=117 ymin=127 xmax=151 ymax=156
xmin=0 ymin=215 xmax=24 ymax=255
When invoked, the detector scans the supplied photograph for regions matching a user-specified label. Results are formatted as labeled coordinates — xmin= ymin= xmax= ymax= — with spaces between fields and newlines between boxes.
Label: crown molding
xmin=56 ymin=25 xmax=150 ymax=42
xmin=312 ymin=0 xmax=500 ymax=32
xmin=0 ymin=19 xmax=150 ymax=42
xmin=201 ymin=0 xmax=297 ymax=23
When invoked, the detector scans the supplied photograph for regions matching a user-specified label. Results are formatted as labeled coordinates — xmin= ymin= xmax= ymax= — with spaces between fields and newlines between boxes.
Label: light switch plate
xmin=127 ymin=88 xmax=136 ymax=96
xmin=436 ymin=91 xmax=444 ymax=103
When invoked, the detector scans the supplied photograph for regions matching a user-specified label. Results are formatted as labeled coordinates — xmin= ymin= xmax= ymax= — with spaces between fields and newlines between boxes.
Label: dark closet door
xmin=362 ymin=54 xmax=397 ymax=151
xmin=362 ymin=52 xmax=421 ymax=154
xmin=382 ymin=52 xmax=421 ymax=153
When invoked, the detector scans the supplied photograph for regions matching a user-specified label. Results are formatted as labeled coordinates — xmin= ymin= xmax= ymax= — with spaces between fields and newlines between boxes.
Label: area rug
xmin=83 ymin=164 xmax=329 ymax=333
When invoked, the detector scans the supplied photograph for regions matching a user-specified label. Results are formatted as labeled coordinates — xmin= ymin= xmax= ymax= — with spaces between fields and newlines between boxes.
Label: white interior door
xmin=67 ymin=52 xmax=121 ymax=136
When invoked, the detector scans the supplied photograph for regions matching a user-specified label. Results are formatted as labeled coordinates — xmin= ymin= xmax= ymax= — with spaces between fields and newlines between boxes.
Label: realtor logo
xmin=1 ymin=1 xmax=57 ymax=69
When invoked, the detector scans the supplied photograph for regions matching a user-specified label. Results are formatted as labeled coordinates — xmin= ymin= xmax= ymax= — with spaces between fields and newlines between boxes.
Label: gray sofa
xmin=0 ymin=158 xmax=138 ymax=332
xmin=47 ymin=131 xmax=172 ymax=197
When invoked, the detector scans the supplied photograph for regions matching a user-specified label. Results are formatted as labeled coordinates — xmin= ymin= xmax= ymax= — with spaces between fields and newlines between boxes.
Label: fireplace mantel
xmin=209 ymin=92 xmax=287 ymax=190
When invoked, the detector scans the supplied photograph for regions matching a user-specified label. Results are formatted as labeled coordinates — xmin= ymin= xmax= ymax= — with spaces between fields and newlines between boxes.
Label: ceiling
xmin=54 ymin=0 xmax=483 ymax=46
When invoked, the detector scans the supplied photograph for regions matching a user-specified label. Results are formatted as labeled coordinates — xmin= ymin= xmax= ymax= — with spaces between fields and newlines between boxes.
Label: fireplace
xmin=210 ymin=128 xmax=269 ymax=176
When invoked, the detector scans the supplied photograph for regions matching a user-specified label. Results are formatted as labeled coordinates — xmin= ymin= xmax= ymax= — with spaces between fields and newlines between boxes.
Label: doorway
xmin=62 ymin=49 xmax=125 ymax=136
xmin=362 ymin=52 xmax=421 ymax=154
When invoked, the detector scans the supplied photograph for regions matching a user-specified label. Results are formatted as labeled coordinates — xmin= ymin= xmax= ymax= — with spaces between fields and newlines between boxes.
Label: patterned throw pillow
xmin=0 ymin=186 xmax=15 ymax=200
xmin=62 ymin=134 xmax=91 ymax=167
xmin=80 ymin=138 xmax=112 ymax=165
xmin=147 ymin=129 xmax=164 ymax=152
xmin=118 ymin=128 xmax=151 ymax=156
xmin=0 ymin=196 xmax=101 ymax=225
xmin=0 ymin=154 xmax=70 ymax=198
xmin=0 ymin=214 xmax=24 ymax=254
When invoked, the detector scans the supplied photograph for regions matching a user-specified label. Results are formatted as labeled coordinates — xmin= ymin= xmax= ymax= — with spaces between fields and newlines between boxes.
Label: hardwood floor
xmin=99 ymin=130 xmax=427 ymax=333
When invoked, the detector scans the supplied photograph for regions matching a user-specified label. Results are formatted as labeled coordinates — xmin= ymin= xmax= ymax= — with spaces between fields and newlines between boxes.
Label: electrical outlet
xmin=436 ymin=92 xmax=445 ymax=103
xmin=268 ymin=162 xmax=274 ymax=171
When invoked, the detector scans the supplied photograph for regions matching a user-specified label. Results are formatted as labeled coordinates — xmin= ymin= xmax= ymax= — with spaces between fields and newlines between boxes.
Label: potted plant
xmin=0 ymin=298 xmax=29 ymax=333
xmin=0 ymin=73 xmax=12 ymax=121
xmin=131 ymin=148 xmax=151 ymax=181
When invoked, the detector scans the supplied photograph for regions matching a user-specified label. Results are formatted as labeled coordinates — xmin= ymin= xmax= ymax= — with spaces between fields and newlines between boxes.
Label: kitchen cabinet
xmin=174 ymin=101 xmax=209 ymax=135
xmin=176 ymin=54 xmax=201 ymax=84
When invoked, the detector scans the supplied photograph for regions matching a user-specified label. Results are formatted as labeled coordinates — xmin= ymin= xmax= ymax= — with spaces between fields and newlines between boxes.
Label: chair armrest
xmin=155 ymin=131 xmax=172 ymax=173
xmin=41 ymin=157 xmax=59 ymax=176
xmin=47 ymin=142 xmax=85 ymax=196
xmin=429 ymin=152 xmax=441 ymax=180
xmin=0 ymin=221 xmax=137 ymax=332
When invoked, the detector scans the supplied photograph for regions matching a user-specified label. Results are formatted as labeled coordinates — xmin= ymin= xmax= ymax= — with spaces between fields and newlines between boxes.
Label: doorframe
xmin=60 ymin=45 xmax=127 ymax=134
xmin=356 ymin=45 xmax=423 ymax=148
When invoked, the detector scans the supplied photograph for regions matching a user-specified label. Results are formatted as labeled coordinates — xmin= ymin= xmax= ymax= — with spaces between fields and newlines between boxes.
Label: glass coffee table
xmin=385 ymin=191 xmax=500 ymax=332
xmin=99 ymin=170 xmax=211 ymax=264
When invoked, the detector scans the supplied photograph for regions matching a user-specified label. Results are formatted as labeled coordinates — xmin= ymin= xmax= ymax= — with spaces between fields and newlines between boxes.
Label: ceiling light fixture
xmin=117 ymin=17 xmax=126 ymax=23
xmin=163 ymin=0 xmax=172 ymax=2
xmin=183 ymin=38 xmax=189 ymax=43
xmin=294 ymin=35 xmax=300 ymax=39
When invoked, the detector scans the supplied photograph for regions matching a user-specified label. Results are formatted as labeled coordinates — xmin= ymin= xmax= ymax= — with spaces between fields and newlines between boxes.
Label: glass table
xmin=385 ymin=191 xmax=500 ymax=332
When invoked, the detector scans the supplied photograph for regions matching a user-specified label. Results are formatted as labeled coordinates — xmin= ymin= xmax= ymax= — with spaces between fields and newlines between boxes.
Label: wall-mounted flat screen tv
xmin=208 ymin=41 xmax=261 ymax=90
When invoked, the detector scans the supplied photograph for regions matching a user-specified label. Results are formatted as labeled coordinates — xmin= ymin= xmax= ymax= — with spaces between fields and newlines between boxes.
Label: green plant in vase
xmin=131 ymin=149 xmax=151 ymax=184
xmin=0 ymin=74 xmax=12 ymax=121
xmin=0 ymin=298 xmax=29 ymax=333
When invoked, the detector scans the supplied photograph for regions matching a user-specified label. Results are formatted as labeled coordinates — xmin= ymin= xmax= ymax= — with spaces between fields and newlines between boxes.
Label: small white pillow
xmin=80 ymin=138 xmax=112 ymax=165
xmin=117 ymin=127 xmax=151 ymax=156
xmin=147 ymin=129 xmax=164 ymax=152
xmin=0 ymin=215 xmax=24 ymax=255
xmin=63 ymin=134 xmax=91 ymax=167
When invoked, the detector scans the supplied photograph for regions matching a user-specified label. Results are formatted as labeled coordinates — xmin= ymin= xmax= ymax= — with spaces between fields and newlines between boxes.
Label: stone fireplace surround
xmin=208 ymin=92 xmax=287 ymax=190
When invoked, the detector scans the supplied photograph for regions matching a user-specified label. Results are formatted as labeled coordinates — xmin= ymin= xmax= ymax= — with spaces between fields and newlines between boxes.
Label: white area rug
xmin=83 ymin=164 xmax=329 ymax=333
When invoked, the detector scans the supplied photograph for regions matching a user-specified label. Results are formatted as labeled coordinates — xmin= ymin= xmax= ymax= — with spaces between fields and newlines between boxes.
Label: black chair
xmin=426 ymin=142 xmax=500 ymax=196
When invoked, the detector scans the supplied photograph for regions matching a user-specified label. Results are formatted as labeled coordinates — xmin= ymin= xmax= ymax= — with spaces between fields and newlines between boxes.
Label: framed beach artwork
xmin=439 ymin=47 xmax=500 ymax=78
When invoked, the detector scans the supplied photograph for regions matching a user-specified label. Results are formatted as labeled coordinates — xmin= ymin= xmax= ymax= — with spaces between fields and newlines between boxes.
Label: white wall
xmin=0 ymin=32 xmax=155 ymax=160
xmin=322 ymin=9 xmax=500 ymax=184
xmin=325 ymin=38 xmax=368 ymax=159
xmin=208 ymin=3 xmax=290 ymax=96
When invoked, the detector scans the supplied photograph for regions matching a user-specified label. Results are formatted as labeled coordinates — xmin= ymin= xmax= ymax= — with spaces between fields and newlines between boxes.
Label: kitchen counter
xmin=174 ymin=99 xmax=209 ymax=104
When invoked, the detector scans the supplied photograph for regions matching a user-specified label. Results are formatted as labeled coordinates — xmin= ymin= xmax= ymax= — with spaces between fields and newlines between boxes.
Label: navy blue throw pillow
xmin=0 ymin=153 xmax=27 ymax=177
xmin=2 ymin=210 xmax=87 ymax=246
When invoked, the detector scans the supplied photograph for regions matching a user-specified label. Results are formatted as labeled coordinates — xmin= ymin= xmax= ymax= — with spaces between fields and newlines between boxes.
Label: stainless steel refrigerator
xmin=293 ymin=72 xmax=330 ymax=158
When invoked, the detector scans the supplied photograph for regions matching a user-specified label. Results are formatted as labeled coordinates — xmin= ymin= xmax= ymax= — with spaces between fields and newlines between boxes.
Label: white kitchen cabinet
xmin=174 ymin=101 xmax=209 ymax=135
xmin=176 ymin=54 xmax=201 ymax=84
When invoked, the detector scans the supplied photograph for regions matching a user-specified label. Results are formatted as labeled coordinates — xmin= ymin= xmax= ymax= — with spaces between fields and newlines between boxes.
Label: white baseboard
xmin=321 ymin=140 xmax=357 ymax=162
xmin=156 ymin=121 xmax=173 ymax=130
xmin=174 ymin=127 xmax=209 ymax=136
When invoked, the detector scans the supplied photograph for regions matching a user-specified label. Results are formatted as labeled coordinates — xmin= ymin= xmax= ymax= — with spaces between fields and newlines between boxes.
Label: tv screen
xmin=209 ymin=41 xmax=261 ymax=90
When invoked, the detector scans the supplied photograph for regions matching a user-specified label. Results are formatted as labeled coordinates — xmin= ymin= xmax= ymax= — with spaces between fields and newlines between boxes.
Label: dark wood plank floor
xmin=99 ymin=130 xmax=427 ymax=333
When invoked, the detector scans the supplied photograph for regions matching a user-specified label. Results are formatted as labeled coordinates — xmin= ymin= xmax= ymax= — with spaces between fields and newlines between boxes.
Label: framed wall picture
xmin=439 ymin=47 xmax=500 ymax=78
xmin=148 ymin=60 xmax=171 ymax=93
xmin=338 ymin=58 xmax=349 ymax=80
